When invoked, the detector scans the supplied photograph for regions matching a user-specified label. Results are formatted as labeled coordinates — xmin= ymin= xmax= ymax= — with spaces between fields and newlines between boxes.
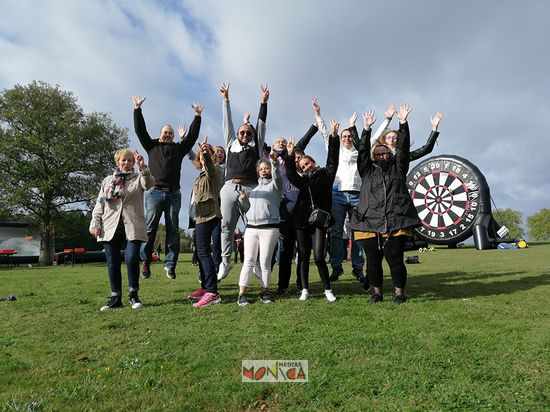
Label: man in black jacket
xmin=131 ymin=96 xmax=202 ymax=279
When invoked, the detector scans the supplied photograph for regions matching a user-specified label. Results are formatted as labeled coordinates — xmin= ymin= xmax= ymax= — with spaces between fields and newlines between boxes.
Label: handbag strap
xmin=307 ymin=186 xmax=317 ymax=209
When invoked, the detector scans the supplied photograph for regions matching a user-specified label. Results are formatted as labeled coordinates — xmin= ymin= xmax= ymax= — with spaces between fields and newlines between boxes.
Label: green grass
xmin=1 ymin=244 xmax=549 ymax=411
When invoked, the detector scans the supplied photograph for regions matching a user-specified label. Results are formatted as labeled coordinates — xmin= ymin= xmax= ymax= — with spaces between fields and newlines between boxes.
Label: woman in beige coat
xmin=89 ymin=149 xmax=155 ymax=311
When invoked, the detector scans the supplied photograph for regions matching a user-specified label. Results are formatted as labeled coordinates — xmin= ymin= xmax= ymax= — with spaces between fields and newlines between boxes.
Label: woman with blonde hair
xmin=90 ymin=148 xmax=155 ymax=311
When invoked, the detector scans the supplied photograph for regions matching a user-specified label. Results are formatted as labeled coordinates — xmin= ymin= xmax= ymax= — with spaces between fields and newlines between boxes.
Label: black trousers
xmin=362 ymin=235 xmax=408 ymax=289
xmin=277 ymin=220 xmax=301 ymax=290
xmin=296 ymin=226 xmax=330 ymax=290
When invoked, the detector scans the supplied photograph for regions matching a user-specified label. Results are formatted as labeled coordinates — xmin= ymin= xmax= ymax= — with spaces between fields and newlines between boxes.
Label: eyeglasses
xmin=239 ymin=130 xmax=252 ymax=137
xmin=385 ymin=136 xmax=398 ymax=141
xmin=341 ymin=134 xmax=353 ymax=139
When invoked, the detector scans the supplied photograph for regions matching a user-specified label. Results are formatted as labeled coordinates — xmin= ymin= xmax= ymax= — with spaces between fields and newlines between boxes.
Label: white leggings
xmin=238 ymin=227 xmax=279 ymax=289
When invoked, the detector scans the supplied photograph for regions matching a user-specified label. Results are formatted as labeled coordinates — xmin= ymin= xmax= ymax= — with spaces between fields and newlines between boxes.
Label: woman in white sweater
xmin=89 ymin=149 xmax=155 ymax=311
xmin=237 ymin=149 xmax=282 ymax=306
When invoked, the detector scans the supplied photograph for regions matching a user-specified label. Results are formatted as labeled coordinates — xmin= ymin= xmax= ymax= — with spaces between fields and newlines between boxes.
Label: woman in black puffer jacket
xmin=350 ymin=105 xmax=421 ymax=304
xmin=284 ymin=119 xmax=340 ymax=302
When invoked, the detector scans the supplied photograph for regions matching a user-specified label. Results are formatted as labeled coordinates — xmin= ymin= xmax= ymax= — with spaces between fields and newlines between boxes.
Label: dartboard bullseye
xmin=407 ymin=155 xmax=490 ymax=245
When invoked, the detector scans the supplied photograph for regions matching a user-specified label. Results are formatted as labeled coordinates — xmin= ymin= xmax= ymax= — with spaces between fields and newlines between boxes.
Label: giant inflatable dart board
xmin=406 ymin=155 xmax=493 ymax=246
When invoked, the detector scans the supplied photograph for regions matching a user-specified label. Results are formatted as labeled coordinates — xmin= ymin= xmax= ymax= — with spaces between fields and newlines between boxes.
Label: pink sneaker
xmin=193 ymin=292 xmax=222 ymax=307
xmin=188 ymin=288 xmax=206 ymax=301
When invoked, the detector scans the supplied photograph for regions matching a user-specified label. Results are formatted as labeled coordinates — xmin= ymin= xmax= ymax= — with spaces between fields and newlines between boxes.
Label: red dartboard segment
xmin=407 ymin=156 xmax=486 ymax=245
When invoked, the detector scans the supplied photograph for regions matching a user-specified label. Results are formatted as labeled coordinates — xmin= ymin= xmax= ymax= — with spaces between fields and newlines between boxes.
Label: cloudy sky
xmin=1 ymin=0 xmax=549 ymax=231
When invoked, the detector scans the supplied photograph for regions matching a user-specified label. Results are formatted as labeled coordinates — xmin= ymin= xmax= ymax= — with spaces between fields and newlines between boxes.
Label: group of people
xmin=89 ymin=84 xmax=443 ymax=311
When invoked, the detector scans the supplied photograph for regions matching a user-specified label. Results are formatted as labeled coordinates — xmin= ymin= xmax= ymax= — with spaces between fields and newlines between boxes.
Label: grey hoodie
xmin=243 ymin=159 xmax=282 ymax=227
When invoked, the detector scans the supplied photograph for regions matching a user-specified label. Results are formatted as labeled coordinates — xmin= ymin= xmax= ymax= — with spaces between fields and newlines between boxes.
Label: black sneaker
xmin=128 ymin=291 xmax=143 ymax=309
xmin=141 ymin=261 xmax=151 ymax=279
xmin=362 ymin=277 xmax=371 ymax=292
xmin=393 ymin=294 xmax=407 ymax=305
xmin=352 ymin=269 xmax=365 ymax=283
xmin=367 ymin=293 xmax=383 ymax=303
xmin=260 ymin=291 xmax=273 ymax=304
xmin=237 ymin=294 xmax=249 ymax=306
xmin=329 ymin=267 xmax=344 ymax=282
xmin=164 ymin=266 xmax=176 ymax=280
xmin=100 ymin=295 xmax=122 ymax=312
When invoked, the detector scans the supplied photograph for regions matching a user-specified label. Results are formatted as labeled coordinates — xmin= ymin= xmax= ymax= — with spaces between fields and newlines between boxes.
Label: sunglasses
xmin=374 ymin=151 xmax=390 ymax=157
xmin=239 ymin=130 xmax=252 ymax=137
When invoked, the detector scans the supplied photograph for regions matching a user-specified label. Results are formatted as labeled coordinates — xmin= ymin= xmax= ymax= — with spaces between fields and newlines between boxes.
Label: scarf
xmin=98 ymin=168 xmax=133 ymax=204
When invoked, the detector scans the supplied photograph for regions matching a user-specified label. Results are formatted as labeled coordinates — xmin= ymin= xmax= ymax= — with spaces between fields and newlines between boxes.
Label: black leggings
xmin=296 ymin=227 xmax=330 ymax=290
xmin=362 ymin=235 xmax=408 ymax=289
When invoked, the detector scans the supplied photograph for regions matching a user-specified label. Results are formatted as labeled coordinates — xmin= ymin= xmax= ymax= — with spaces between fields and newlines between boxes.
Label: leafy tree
xmin=0 ymin=81 xmax=128 ymax=265
xmin=492 ymin=208 xmax=524 ymax=239
xmin=527 ymin=208 xmax=550 ymax=240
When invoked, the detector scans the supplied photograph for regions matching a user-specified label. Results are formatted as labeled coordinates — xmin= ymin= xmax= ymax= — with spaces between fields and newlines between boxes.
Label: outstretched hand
xmin=349 ymin=112 xmax=358 ymax=127
xmin=397 ymin=103 xmax=413 ymax=123
xmin=384 ymin=104 xmax=397 ymax=119
xmin=330 ymin=118 xmax=340 ymax=137
xmin=133 ymin=150 xmax=146 ymax=171
xmin=130 ymin=96 xmax=146 ymax=109
xmin=220 ymin=83 xmax=230 ymax=101
xmin=363 ymin=110 xmax=376 ymax=129
xmin=261 ymin=84 xmax=270 ymax=103
xmin=269 ymin=148 xmax=278 ymax=160
xmin=178 ymin=123 xmax=186 ymax=140
xmin=192 ymin=102 xmax=203 ymax=116
xmin=242 ymin=112 xmax=251 ymax=124
xmin=311 ymin=98 xmax=321 ymax=116
xmin=431 ymin=111 xmax=444 ymax=131
xmin=286 ymin=137 xmax=295 ymax=155
xmin=198 ymin=136 xmax=210 ymax=154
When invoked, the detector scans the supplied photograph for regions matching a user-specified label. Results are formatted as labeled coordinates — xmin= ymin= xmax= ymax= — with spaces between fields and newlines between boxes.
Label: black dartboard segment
xmin=406 ymin=155 xmax=488 ymax=244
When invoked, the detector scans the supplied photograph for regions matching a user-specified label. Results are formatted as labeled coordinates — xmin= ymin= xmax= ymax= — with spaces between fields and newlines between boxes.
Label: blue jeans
xmin=195 ymin=217 xmax=220 ymax=294
xmin=103 ymin=234 xmax=142 ymax=296
xmin=141 ymin=188 xmax=181 ymax=269
xmin=330 ymin=191 xmax=364 ymax=271
xmin=212 ymin=220 xmax=222 ymax=269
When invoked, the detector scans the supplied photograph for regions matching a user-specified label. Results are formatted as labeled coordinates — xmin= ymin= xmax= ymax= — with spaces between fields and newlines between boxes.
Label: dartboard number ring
xmin=407 ymin=157 xmax=481 ymax=244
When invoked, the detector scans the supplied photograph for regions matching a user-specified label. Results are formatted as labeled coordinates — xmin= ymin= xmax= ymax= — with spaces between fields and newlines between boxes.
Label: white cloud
xmin=1 ymin=0 xmax=549 ymax=230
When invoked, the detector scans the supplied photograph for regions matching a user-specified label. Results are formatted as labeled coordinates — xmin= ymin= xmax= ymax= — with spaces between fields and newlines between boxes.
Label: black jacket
xmin=284 ymin=134 xmax=339 ymax=229
xmin=134 ymin=108 xmax=200 ymax=188
xmin=350 ymin=122 xmax=421 ymax=233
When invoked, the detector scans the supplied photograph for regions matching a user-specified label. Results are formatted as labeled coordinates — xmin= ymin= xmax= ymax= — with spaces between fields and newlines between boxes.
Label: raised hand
xmin=397 ymin=103 xmax=413 ymax=123
xmin=430 ymin=111 xmax=444 ymax=131
xmin=311 ymin=98 xmax=321 ymax=116
xmin=178 ymin=122 xmax=187 ymax=140
xmin=260 ymin=84 xmax=270 ymax=103
xmin=130 ymin=96 xmax=146 ymax=109
xmin=286 ymin=137 xmax=295 ymax=155
xmin=384 ymin=104 xmax=397 ymax=120
xmin=192 ymin=102 xmax=203 ymax=116
xmin=330 ymin=118 xmax=340 ymax=137
xmin=220 ymin=83 xmax=230 ymax=101
xmin=199 ymin=136 xmax=210 ymax=154
xmin=133 ymin=150 xmax=146 ymax=170
xmin=363 ymin=110 xmax=376 ymax=129
xmin=243 ymin=112 xmax=251 ymax=124
xmin=349 ymin=112 xmax=358 ymax=127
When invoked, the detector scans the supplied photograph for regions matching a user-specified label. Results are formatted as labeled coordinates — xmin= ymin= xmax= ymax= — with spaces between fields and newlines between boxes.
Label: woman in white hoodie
xmin=236 ymin=149 xmax=282 ymax=306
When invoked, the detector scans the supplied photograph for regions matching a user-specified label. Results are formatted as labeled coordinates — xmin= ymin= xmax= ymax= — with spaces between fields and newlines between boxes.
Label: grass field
xmin=1 ymin=244 xmax=549 ymax=411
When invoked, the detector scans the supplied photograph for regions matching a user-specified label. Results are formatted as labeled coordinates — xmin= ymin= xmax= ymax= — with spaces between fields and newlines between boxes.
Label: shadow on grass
xmin=408 ymin=270 xmax=550 ymax=300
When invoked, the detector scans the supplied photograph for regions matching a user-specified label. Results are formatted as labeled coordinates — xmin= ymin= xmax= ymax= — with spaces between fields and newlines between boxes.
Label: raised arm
xmin=131 ymin=96 xmax=154 ymax=151
xmin=133 ymin=150 xmax=155 ymax=190
xmin=255 ymin=84 xmax=269 ymax=154
xmin=179 ymin=102 xmax=202 ymax=156
xmin=358 ymin=111 xmax=375 ymax=177
xmin=371 ymin=104 xmax=395 ymax=144
xmin=395 ymin=104 xmax=413 ymax=175
xmin=220 ymin=83 xmax=236 ymax=148
xmin=269 ymin=149 xmax=282 ymax=190
xmin=410 ymin=111 xmax=443 ymax=161
xmin=325 ymin=119 xmax=341 ymax=182
xmin=283 ymin=138 xmax=306 ymax=190
xmin=311 ymin=98 xmax=331 ymax=147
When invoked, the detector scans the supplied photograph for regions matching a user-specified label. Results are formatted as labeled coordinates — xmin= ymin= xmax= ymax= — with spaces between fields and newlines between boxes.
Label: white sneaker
xmin=217 ymin=262 xmax=233 ymax=282
xmin=299 ymin=289 xmax=309 ymax=301
xmin=324 ymin=289 xmax=336 ymax=302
